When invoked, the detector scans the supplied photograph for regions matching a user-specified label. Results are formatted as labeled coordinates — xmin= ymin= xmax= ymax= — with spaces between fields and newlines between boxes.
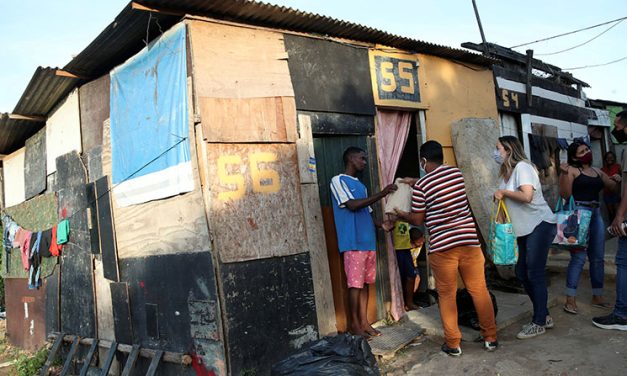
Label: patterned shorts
xmin=343 ymin=250 xmax=376 ymax=288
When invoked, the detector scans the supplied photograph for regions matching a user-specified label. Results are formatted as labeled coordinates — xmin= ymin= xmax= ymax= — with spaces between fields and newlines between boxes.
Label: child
xmin=390 ymin=220 xmax=423 ymax=311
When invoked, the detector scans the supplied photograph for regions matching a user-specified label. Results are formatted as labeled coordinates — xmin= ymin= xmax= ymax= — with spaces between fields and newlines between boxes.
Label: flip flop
xmin=366 ymin=328 xmax=382 ymax=337
xmin=591 ymin=302 xmax=612 ymax=309
xmin=563 ymin=304 xmax=578 ymax=314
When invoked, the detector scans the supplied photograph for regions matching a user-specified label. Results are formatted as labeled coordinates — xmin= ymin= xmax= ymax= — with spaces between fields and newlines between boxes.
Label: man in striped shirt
xmin=395 ymin=140 xmax=497 ymax=356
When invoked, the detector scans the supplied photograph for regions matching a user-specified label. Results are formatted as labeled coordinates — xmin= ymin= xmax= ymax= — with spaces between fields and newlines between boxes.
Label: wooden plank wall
xmin=24 ymin=128 xmax=47 ymax=199
xmin=205 ymin=143 xmax=307 ymax=262
xmin=56 ymin=151 xmax=96 ymax=338
xmin=79 ymin=74 xmax=110 ymax=153
xmin=46 ymin=89 xmax=82 ymax=174
xmin=4 ymin=278 xmax=47 ymax=350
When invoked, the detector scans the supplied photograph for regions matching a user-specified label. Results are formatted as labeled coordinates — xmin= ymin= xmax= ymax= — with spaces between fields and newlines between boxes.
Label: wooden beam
xmin=55 ymin=70 xmax=85 ymax=79
xmin=131 ymin=2 xmax=184 ymax=16
xmin=8 ymin=114 xmax=46 ymax=122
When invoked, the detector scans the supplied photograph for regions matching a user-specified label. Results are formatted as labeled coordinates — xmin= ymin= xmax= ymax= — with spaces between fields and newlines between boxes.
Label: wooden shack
xmin=1 ymin=1 xmax=499 ymax=375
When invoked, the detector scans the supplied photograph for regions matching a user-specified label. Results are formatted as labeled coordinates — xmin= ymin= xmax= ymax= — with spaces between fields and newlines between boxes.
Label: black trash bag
xmin=271 ymin=334 xmax=380 ymax=376
xmin=457 ymin=288 xmax=498 ymax=330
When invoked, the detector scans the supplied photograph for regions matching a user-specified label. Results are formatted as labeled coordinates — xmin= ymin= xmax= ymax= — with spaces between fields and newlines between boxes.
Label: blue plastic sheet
xmin=110 ymin=23 xmax=193 ymax=206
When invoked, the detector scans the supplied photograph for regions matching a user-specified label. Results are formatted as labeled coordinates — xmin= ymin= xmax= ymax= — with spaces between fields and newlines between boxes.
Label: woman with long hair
xmin=559 ymin=141 xmax=620 ymax=314
xmin=493 ymin=136 xmax=557 ymax=339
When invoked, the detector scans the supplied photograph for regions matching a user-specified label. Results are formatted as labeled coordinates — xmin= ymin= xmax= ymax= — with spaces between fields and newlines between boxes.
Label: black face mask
xmin=612 ymin=128 xmax=627 ymax=143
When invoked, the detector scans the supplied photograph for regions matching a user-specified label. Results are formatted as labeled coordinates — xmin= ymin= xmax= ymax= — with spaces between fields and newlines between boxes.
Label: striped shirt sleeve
xmin=330 ymin=175 xmax=355 ymax=207
xmin=411 ymin=184 xmax=426 ymax=213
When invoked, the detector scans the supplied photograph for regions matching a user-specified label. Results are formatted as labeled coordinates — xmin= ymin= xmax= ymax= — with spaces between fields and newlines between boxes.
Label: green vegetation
xmin=14 ymin=347 xmax=48 ymax=376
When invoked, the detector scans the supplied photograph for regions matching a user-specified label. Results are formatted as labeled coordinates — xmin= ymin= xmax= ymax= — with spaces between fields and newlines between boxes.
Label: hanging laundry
xmin=49 ymin=225 xmax=63 ymax=257
xmin=14 ymin=228 xmax=32 ymax=270
xmin=28 ymin=231 xmax=42 ymax=290
xmin=57 ymin=219 xmax=70 ymax=245
xmin=557 ymin=138 xmax=570 ymax=150
xmin=39 ymin=229 xmax=53 ymax=258
xmin=2 ymin=215 xmax=19 ymax=253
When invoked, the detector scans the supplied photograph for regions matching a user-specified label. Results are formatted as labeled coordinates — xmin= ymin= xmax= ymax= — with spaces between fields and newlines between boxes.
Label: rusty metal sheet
xmin=207 ymin=143 xmax=307 ymax=263
xmin=5 ymin=278 xmax=47 ymax=351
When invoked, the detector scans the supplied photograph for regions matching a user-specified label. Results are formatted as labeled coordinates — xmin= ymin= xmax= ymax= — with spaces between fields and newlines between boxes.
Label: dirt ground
xmin=380 ymin=276 xmax=627 ymax=376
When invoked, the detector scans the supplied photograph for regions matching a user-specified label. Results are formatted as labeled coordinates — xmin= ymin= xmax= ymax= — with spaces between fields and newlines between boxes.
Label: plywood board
xmin=24 ymin=127 xmax=47 ymax=199
xmin=369 ymin=50 xmax=423 ymax=109
xmin=219 ymin=253 xmax=317 ymax=375
xmin=206 ymin=143 xmax=307 ymax=262
xmin=102 ymin=106 xmax=210 ymax=259
xmin=110 ymin=282 xmax=133 ymax=345
xmin=5 ymin=278 xmax=47 ymax=350
xmin=57 ymin=151 xmax=96 ymax=338
xmin=79 ymin=75 xmax=110 ymax=153
xmin=96 ymin=176 xmax=119 ymax=281
xmin=188 ymin=20 xmax=294 ymax=99
xmin=450 ymin=118 xmax=500 ymax=244
xmin=284 ymin=34 xmax=375 ymax=115
xmin=3 ymin=147 xmax=26 ymax=207
xmin=118 ymin=252 xmax=224 ymax=375
xmin=200 ymin=96 xmax=297 ymax=143
xmin=94 ymin=260 xmax=115 ymax=341
xmin=46 ymin=89 xmax=82 ymax=174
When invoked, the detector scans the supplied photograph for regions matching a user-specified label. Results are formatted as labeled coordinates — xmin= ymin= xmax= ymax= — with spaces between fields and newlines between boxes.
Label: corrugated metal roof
xmin=63 ymin=0 xmax=494 ymax=79
xmin=0 ymin=113 xmax=42 ymax=155
xmin=13 ymin=67 xmax=80 ymax=116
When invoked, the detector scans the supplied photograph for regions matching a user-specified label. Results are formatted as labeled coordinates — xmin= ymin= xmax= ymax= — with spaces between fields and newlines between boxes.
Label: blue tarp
xmin=110 ymin=23 xmax=193 ymax=207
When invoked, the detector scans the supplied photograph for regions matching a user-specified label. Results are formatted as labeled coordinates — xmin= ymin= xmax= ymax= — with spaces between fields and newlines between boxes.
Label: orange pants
xmin=429 ymin=246 xmax=497 ymax=348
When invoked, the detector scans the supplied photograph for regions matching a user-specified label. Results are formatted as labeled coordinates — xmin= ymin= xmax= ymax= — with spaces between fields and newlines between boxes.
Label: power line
xmin=510 ymin=15 xmax=627 ymax=49
xmin=536 ymin=19 xmax=625 ymax=56
xmin=564 ymin=55 xmax=627 ymax=70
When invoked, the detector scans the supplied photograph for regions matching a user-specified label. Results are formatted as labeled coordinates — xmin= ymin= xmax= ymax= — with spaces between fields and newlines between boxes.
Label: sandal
xmin=591 ymin=302 xmax=612 ymax=309
xmin=563 ymin=303 xmax=578 ymax=314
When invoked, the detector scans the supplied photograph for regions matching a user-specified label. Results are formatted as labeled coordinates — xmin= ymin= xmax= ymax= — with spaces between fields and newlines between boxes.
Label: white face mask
xmin=493 ymin=149 xmax=504 ymax=164
xmin=419 ymin=159 xmax=427 ymax=175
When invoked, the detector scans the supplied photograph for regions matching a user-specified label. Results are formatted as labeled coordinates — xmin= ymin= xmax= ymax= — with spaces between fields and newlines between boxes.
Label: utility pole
xmin=471 ymin=0 xmax=490 ymax=55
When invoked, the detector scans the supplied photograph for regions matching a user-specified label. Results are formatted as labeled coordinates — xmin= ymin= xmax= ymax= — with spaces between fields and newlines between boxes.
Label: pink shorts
xmin=343 ymin=250 xmax=376 ymax=288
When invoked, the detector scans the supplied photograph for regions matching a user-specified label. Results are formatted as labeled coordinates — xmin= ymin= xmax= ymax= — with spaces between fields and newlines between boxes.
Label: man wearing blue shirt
xmin=330 ymin=146 xmax=396 ymax=337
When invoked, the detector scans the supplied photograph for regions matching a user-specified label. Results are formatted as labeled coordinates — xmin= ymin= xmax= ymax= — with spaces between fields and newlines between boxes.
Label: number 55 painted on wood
xmin=217 ymin=152 xmax=281 ymax=201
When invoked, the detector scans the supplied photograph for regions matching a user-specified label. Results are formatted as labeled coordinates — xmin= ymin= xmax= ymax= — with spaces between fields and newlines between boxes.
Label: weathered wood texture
xmin=45 ymin=265 xmax=60 ymax=336
xmin=188 ymin=20 xmax=294 ymax=99
xmin=4 ymin=278 xmax=47 ymax=350
xmin=200 ymin=96 xmax=297 ymax=142
xmin=85 ymin=145 xmax=104 ymax=183
xmin=94 ymin=260 xmax=115 ymax=342
xmin=46 ymin=90 xmax=82 ymax=174
xmin=56 ymin=151 xmax=96 ymax=338
xmin=450 ymin=118 xmax=500 ymax=245
xmin=284 ymin=34 xmax=375 ymax=115
xmin=24 ymin=127 xmax=47 ymax=199
xmin=206 ymin=143 xmax=307 ymax=262
xmin=110 ymin=282 xmax=133 ymax=345
xmin=119 ymin=253 xmax=225 ymax=375
xmin=2 ymin=192 xmax=58 ymax=279
xmin=301 ymin=111 xmax=375 ymax=135
xmin=101 ymin=107 xmax=210 ymax=259
xmin=296 ymin=113 xmax=336 ymax=335
xmin=79 ymin=74 xmax=110 ymax=153
xmin=219 ymin=253 xmax=318 ymax=375
xmin=3 ymin=147 xmax=26 ymax=207
xmin=95 ymin=176 xmax=119 ymax=281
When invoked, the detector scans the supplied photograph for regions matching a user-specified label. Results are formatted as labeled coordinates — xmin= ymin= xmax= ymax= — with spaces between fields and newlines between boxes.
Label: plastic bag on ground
xmin=271 ymin=334 xmax=380 ymax=376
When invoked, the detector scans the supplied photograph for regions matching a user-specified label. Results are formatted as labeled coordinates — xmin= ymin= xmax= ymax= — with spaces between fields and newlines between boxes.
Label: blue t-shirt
xmin=330 ymin=174 xmax=376 ymax=252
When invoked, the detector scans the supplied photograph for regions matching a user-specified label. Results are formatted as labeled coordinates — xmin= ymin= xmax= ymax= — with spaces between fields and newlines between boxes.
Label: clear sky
xmin=0 ymin=0 xmax=625 ymax=112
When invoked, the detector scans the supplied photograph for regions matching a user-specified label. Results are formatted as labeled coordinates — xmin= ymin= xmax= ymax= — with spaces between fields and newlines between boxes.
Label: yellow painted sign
xmin=217 ymin=152 xmax=281 ymax=201
xmin=369 ymin=50 xmax=422 ymax=109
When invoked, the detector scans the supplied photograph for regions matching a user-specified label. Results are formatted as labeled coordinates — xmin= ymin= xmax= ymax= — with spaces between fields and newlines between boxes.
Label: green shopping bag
xmin=488 ymin=200 xmax=518 ymax=265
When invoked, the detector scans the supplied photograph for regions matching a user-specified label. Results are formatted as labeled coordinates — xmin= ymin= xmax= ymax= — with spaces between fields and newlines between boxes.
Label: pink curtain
xmin=375 ymin=109 xmax=412 ymax=321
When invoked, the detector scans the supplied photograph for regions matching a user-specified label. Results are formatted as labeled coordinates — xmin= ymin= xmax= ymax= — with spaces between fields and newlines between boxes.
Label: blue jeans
xmin=615 ymin=237 xmax=627 ymax=318
xmin=516 ymin=221 xmax=557 ymax=326
xmin=565 ymin=206 xmax=605 ymax=297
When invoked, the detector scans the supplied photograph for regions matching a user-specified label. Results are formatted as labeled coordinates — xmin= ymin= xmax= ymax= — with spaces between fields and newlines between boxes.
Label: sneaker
xmin=545 ymin=315 xmax=554 ymax=329
xmin=441 ymin=343 xmax=462 ymax=356
xmin=592 ymin=314 xmax=627 ymax=331
xmin=516 ymin=322 xmax=546 ymax=339
xmin=483 ymin=340 xmax=499 ymax=351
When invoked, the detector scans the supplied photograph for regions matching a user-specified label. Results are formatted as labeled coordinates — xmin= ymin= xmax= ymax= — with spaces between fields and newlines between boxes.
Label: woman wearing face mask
xmin=493 ymin=136 xmax=557 ymax=339
xmin=559 ymin=141 xmax=620 ymax=314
